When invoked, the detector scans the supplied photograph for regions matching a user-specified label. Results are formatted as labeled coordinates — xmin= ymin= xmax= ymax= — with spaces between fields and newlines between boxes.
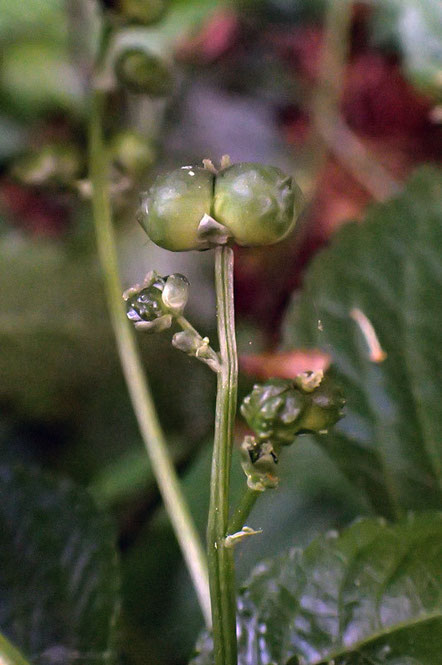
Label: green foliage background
xmin=0 ymin=1 xmax=440 ymax=664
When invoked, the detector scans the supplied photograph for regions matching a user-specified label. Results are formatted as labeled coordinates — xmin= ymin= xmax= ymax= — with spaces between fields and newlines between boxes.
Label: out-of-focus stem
xmin=0 ymin=632 xmax=31 ymax=665
xmin=88 ymin=88 xmax=211 ymax=628
xmin=310 ymin=0 xmax=399 ymax=201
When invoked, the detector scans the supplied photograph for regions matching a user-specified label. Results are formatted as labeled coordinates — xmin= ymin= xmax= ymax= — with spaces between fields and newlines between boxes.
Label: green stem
xmin=175 ymin=314 xmax=220 ymax=371
xmin=88 ymin=88 xmax=211 ymax=627
xmin=207 ymin=246 xmax=238 ymax=665
xmin=175 ymin=314 xmax=201 ymax=336
xmin=0 ymin=633 xmax=31 ymax=665
xmin=228 ymin=487 xmax=260 ymax=536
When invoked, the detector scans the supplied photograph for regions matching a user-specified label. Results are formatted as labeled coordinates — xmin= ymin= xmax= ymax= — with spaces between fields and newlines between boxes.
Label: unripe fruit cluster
xmin=138 ymin=162 xmax=303 ymax=251
xmin=241 ymin=373 xmax=345 ymax=447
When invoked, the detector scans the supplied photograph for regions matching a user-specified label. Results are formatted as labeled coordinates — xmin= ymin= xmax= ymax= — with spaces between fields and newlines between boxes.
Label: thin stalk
xmin=228 ymin=487 xmax=260 ymax=536
xmin=309 ymin=0 xmax=399 ymax=201
xmin=0 ymin=633 xmax=31 ymax=665
xmin=207 ymin=246 xmax=238 ymax=665
xmin=88 ymin=88 xmax=211 ymax=627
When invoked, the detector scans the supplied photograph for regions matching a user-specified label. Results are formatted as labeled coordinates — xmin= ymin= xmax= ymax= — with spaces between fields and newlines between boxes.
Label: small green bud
xmin=240 ymin=436 xmax=279 ymax=491
xmin=12 ymin=144 xmax=81 ymax=188
xmin=213 ymin=162 xmax=302 ymax=246
xmin=115 ymin=47 xmax=173 ymax=96
xmin=123 ymin=273 xmax=170 ymax=332
xmin=109 ymin=130 xmax=156 ymax=176
xmin=172 ymin=330 xmax=220 ymax=373
xmin=119 ymin=0 xmax=169 ymax=25
xmin=297 ymin=375 xmax=345 ymax=434
xmin=293 ymin=369 xmax=324 ymax=393
xmin=162 ymin=273 xmax=190 ymax=313
xmin=123 ymin=271 xmax=192 ymax=333
xmin=138 ymin=166 xmax=215 ymax=251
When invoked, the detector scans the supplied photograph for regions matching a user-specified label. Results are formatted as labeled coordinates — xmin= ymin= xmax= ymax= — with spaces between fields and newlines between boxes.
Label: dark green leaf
xmin=282 ymin=167 xmax=442 ymax=518
xmin=191 ymin=513 xmax=442 ymax=664
xmin=0 ymin=466 xmax=120 ymax=664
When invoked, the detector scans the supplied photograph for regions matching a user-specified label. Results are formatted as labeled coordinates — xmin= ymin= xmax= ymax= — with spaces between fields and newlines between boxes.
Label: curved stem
xmin=88 ymin=88 xmax=211 ymax=627
xmin=228 ymin=487 xmax=260 ymax=536
xmin=175 ymin=314 xmax=220 ymax=371
xmin=207 ymin=246 xmax=238 ymax=665
xmin=0 ymin=633 xmax=31 ymax=665
xmin=175 ymin=314 xmax=201 ymax=337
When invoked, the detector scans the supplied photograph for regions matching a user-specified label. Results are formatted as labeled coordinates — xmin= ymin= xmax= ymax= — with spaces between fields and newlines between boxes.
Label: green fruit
xmin=241 ymin=378 xmax=306 ymax=446
xmin=138 ymin=166 xmax=215 ymax=251
xmin=213 ymin=162 xmax=301 ymax=246
xmin=298 ymin=375 xmax=345 ymax=434
xmin=115 ymin=48 xmax=173 ymax=96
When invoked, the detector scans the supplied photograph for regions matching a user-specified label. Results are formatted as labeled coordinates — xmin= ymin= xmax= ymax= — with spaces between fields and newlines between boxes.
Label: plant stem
xmin=207 ymin=246 xmax=239 ymax=665
xmin=88 ymin=88 xmax=211 ymax=627
xmin=228 ymin=487 xmax=260 ymax=536
xmin=0 ymin=632 xmax=31 ymax=665
xmin=310 ymin=0 xmax=399 ymax=201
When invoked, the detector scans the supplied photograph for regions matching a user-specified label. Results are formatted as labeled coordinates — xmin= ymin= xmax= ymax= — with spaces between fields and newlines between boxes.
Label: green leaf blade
xmin=282 ymin=167 xmax=442 ymax=517
xmin=0 ymin=466 xmax=120 ymax=664
xmin=191 ymin=513 xmax=442 ymax=665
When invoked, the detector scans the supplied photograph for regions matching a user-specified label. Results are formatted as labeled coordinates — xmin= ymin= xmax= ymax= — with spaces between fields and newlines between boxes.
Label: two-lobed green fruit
xmin=138 ymin=162 xmax=303 ymax=251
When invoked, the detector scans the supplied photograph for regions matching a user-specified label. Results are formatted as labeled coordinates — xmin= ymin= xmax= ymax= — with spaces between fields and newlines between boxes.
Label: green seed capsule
xmin=115 ymin=48 xmax=173 ymax=96
xmin=213 ymin=162 xmax=302 ymax=246
xmin=138 ymin=166 xmax=215 ymax=251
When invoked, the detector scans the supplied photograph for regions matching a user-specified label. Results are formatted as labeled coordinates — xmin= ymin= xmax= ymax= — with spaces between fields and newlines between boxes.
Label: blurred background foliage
xmin=0 ymin=0 xmax=441 ymax=664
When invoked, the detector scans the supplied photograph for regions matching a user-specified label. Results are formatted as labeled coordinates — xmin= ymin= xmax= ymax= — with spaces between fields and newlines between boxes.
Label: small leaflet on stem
xmin=225 ymin=526 xmax=262 ymax=549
